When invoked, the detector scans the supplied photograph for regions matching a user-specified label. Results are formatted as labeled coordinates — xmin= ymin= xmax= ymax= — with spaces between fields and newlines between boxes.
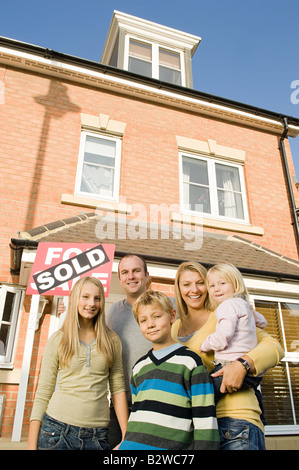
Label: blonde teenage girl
xmin=28 ymin=276 xmax=128 ymax=450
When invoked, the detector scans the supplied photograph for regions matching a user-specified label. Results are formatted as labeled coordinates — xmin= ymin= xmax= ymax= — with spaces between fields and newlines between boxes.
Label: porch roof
xmin=11 ymin=212 xmax=299 ymax=281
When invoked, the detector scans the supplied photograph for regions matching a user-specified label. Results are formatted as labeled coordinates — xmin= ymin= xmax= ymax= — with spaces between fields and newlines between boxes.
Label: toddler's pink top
xmin=200 ymin=297 xmax=267 ymax=361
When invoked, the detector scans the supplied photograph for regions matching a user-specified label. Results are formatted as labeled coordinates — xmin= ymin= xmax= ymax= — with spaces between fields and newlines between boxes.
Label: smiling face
xmin=118 ymin=255 xmax=149 ymax=301
xmin=178 ymin=270 xmax=208 ymax=312
xmin=207 ymin=272 xmax=235 ymax=305
xmin=78 ymin=281 xmax=102 ymax=323
xmin=137 ymin=303 xmax=176 ymax=350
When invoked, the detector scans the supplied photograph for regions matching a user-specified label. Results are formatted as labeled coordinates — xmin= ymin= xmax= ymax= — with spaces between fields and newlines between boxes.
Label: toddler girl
xmin=200 ymin=263 xmax=267 ymax=416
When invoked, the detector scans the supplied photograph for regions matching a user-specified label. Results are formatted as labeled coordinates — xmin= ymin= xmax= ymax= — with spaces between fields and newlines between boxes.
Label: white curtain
xmin=221 ymin=170 xmax=238 ymax=218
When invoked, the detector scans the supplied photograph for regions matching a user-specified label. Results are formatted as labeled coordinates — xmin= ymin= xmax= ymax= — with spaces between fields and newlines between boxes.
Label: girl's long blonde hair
xmin=207 ymin=263 xmax=250 ymax=311
xmin=174 ymin=261 xmax=211 ymax=322
xmin=58 ymin=276 xmax=118 ymax=368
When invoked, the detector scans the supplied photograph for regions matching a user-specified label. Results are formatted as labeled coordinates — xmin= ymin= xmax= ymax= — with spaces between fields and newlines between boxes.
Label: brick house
xmin=1 ymin=11 xmax=299 ymax=448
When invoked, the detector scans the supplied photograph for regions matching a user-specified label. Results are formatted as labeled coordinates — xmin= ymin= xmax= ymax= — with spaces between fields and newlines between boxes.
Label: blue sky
xmin=1 ymin=0 xmax=299 ymax=179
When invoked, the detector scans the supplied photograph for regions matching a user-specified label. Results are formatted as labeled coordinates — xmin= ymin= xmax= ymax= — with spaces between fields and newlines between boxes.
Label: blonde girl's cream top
xmin=30 ymin=330 xmax=125 ymax=428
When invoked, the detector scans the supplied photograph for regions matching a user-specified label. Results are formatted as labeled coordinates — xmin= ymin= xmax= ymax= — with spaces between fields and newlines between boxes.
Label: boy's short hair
xmin=133 ymin=290 xmax=174 ymax=323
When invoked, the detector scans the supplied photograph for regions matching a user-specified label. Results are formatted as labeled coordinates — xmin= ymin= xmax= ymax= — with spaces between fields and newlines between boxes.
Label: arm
xmin=200 ymin=302 xmax=238 ymax=353
xmin=108 ymin=336 xmax=127 ymax=449
xmin=211 ymin=327 xmax=284 ymax=393
xmin=27 ymin=333 xmax=60 ymax=449
xmin=27 ymin=420 xmax=41 ymax=450
xmin=27 ymin=419 xmax=41 ymax=450
xmin=111 ymin=391 xmax=129 ymax=449
xmin=254 ymin=310 xmax=268 ymax=329
xmin=200 ymin=314 xmax=238 ymax=353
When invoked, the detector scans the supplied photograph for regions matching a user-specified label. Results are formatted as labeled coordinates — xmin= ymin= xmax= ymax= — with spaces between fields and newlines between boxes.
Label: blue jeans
xmin=37 ymin=414 xmax=110 ymax=450
xmin=218 ymin=417 xmax=266 ymax=450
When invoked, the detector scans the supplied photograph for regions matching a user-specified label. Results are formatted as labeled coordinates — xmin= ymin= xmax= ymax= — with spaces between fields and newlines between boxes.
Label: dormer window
xmin=101 ymin=11 xmax=200 ymax=89
xmin=127 ymin=38 xmax=183 ymax=85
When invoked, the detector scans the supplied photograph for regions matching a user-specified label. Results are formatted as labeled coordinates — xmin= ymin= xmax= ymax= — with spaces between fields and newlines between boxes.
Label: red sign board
xmin=26 ymin=243 xmax=115 ymax=296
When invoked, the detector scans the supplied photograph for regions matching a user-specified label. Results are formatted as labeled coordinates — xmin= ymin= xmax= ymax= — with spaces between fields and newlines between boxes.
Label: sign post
xmin=12 ymin=295 xmax=40 ymax=442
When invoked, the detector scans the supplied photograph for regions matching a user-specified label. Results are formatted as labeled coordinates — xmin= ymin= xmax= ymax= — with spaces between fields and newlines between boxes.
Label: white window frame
xmin=251 ymin=293 xmax=299 ymax=435
xmin=75 ymin=131 xmax=122 ymax=203
xmin=124 ymin=35 xmax=186 ymax=86
xmin=0 ymin=286 xmax=23 ymax=367
xmin=179 ymin=151 xmax=249 ymax=224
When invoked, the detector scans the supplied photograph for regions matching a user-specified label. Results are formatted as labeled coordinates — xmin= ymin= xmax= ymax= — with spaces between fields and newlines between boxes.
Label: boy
xmin=119 ymin=290 xmax=219 ymax=450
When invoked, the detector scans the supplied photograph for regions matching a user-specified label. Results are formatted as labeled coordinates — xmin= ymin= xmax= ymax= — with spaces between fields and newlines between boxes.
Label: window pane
xmin=128 ymin=57 xmax=152 ymax=77
xmin=182 ymin=157 xmax=211 ymax=213
xmin=185 ymin=184 xmax=211 ymax=213
xmin=3 ymin=292 xmax=15 ymax=322
xmin=216 ymin=164 xmax=244 ymax=219
xmin=280 ymin=303 xmax=299 ymax=353
xmin=159 ymin=48 xmax=180 ymax=69
xmin=183 ymin=157 xmax=209 ymax=185
xmin=289 ymin=362 xmax=299 ymax=423
xmin=81 ymin=165 xmax=114 ymax=198
xmin=253 ymin=300 xmax=299 ymax=426
xmin=81 ymin=136 xmax=116 ymax=198
xmin=216 ymin=163 xmax=241 ymax=191
xmin=0 ymin=324 xmax=10 ymax=356
xmin=85 ymin=136 xmax=116 ymax=161
xmin=159 ymin=66 xmax=181 ymax=85
xmin=129 ymin=40 xmax=152 ymax=60
xmin=217 ymin=189 xmax=244 ymax=219
xmin=254 ymin=300 xmax=284 ymax=347
xmin=261 ymin=363 xmax=295 ymax=425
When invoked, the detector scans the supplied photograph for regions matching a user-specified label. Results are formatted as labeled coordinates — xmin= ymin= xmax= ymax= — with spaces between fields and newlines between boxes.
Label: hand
xmin=57 ymin=302 xmax=66 ymax=316
xmin=211 ymin=361 xmax=247 ymax=393
xmin=113 ymin=440 xmax=123 ymax=450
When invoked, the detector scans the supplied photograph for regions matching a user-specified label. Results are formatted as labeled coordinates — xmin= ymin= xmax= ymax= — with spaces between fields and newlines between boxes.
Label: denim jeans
xmin=218 ymin=417 xmax=266 ymax=450
xmin=37 ymin=414 xmax=110 ymax=450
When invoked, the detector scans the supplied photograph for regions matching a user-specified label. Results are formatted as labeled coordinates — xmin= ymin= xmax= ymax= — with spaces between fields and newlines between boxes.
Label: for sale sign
xmin=26 ymin=243 xmax=115 ymax=296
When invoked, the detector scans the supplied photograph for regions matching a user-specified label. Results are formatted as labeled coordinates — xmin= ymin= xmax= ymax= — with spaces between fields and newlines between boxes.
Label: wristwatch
xmin=236 ymin=358 xmax=251 ymax=373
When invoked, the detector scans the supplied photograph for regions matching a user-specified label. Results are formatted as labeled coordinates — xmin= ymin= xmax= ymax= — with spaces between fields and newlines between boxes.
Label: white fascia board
xmin=245 ymin=276 xmax=299 ymax=298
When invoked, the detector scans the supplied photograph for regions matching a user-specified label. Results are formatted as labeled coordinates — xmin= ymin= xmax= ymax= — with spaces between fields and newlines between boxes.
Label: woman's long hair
xmin=58 ymin=276 xmax=118 ymax=368
xmin=174 ymin=261 xmax=211 ymax=322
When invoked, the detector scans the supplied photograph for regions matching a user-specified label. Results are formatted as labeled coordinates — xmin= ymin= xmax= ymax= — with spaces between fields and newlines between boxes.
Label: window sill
xmin=61 ymin=193 xmax=131 ymax=214
xmin=0 ymin=367 xmax=21 ymax=384
xmin=171 ymin=212 xmax=264 ymax=236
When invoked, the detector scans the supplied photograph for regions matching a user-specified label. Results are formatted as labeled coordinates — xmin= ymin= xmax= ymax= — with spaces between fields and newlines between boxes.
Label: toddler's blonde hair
xmin=207 ymin=263 xmax=250 ymax=310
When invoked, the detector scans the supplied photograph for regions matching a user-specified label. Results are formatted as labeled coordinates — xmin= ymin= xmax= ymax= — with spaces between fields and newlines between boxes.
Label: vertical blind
xmin=254 ymin=299 xmax=299 ymax=426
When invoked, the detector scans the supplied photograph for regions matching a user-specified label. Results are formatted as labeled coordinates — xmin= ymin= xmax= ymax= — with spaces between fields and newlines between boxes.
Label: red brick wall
xmin=1 ymin=64 xmax=298 ymax=279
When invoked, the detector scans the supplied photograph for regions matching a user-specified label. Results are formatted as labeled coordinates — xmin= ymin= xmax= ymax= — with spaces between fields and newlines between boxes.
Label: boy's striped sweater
xmin=119 ymin=346 xmax=219 ymax=450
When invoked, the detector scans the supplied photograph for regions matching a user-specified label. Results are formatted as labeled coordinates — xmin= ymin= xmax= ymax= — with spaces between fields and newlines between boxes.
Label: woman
xmin=28 ymin=276 xmax=128 ymax=450
xmin=172 ymin=261 xmax=284 ymax=450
